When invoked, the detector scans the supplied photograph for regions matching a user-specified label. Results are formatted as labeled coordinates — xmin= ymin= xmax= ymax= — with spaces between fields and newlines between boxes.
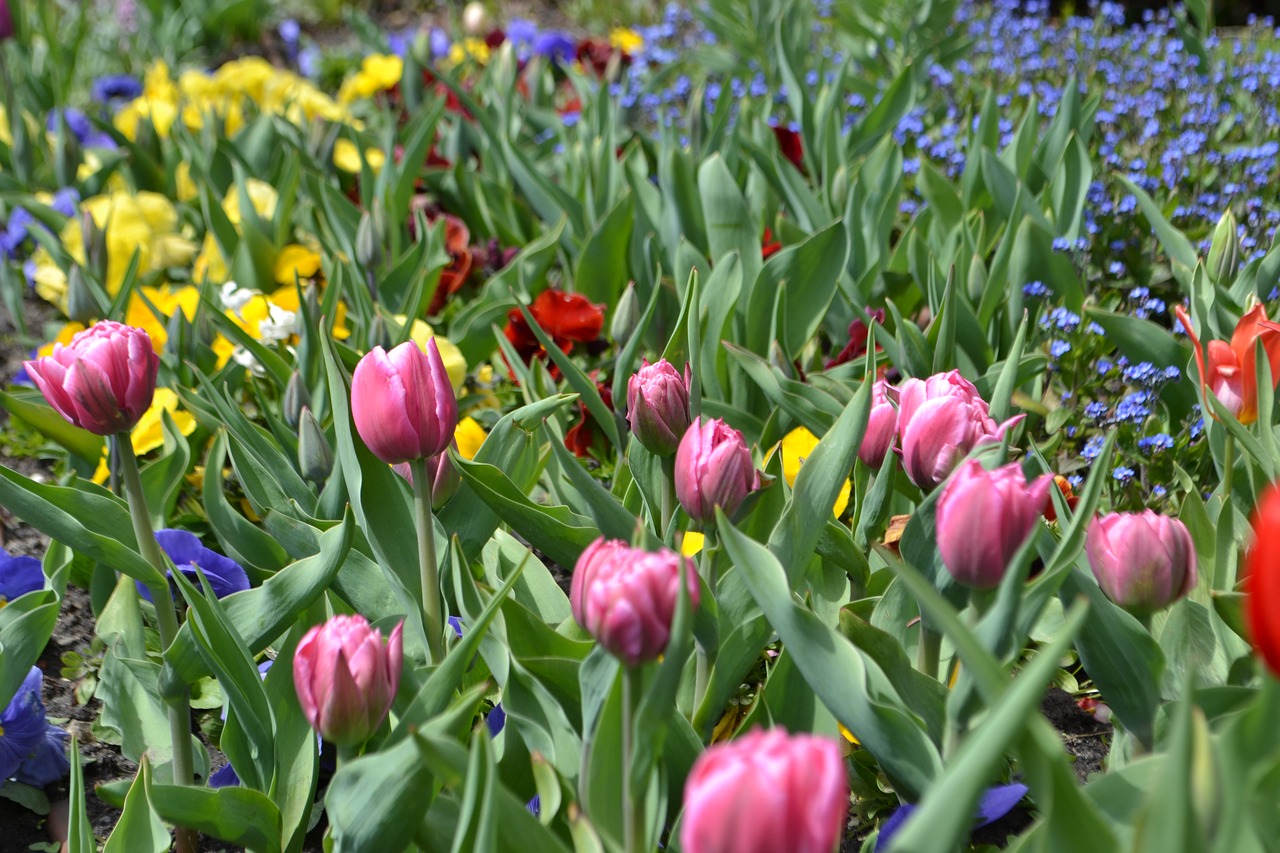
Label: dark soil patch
xmin=1040 ymin=686 xmax=1113 ymax=783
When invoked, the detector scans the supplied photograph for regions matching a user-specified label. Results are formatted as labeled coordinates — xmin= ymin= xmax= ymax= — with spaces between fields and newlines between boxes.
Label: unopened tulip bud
xmin=610 ymin=282 xmax=641 ymax=347
xmin=627 ymin=359 xmax=691 ymax=456
xmin=283 ymin=370 xmax=310 ymax=428
xmin=675 ymin=417 xmax=759 ymax=524
xmin=570 ymin=537 xmax=699 ymax=666
xmin=937 ymin=459 xmax=1053 ymax=589
xmin=681 ymin=728 xmax=848 ymax=853
xmin=24 ymin=321 xmax=158 ymax=435
xmin=351 ymin=339 xmax=458 ymax=464
xmin=293 ymin=615 xmax=404 ymax=746
xmin=1086 ymin=511 xmax=1197 ymax=613
xmin=356 ymin=209 xmax=383 ymax=271
xmin=859 ymin=379 xmax=898 ymax=468
xmin=462 ymin=1 xmax=489 ymax=35
xmin=298 ymin=406 xmax=333 ymax=483
xmin=1207 ymin=209 xmax=1241 ymax=285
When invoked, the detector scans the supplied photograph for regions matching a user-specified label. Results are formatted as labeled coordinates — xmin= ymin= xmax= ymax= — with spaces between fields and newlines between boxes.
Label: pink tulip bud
xmin=351 ymin=339 xmax=458 ymax=464
xmin=681 ymin=728 xmax=848 ymax=853
xmin=675 ymin=418 xmax=759 ymax=523
xmin=937 ymin=459 xmax=1053 ymax=589
xmin=570 ymin=538 xmax=699 ymax=666
xmin=23 ymin=321 xmax=159 ymax=435
xmin=1086 ymin=511 xmax=1197 ymax=612
xmin=393 ymin=447 xmax=461 ymax=510
xmin=897 ymin=370 xmax=1020 ymax=489
xmin=293 ymin=615 xmax=404 ymax=746
xmin=859 ymin=379 xmax=899 ymax=468
xmin=0 ymin=0 xmax=12 ymax=41
xmin=626 ymin=359 xmax=691 ymax=456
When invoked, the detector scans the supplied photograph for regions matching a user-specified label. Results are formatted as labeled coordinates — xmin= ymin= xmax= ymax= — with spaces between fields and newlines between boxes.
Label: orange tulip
xmin=1175 ymin=303 xmax=1280 ymax=424
xmin=1246 ymin=484 xmax=1280 ymax=678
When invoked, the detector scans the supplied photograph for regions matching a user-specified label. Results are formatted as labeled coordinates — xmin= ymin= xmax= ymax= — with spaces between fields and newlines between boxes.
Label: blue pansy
xmin=533 ymin=31 xmax=575 ymax=62
xmin=137 ymin=530 xmax=251 ymax=603
xmin=1 ymin=668 xmax=55 ymax=783
xmin=210 ymin=661 xmax=277 ymax=788
xmin=46 ymin=108 xmax=117 ymax=150
xmin=91 ymin=75 xmax=143 ymax=104
xmin=1 ymin=208 xmax=35 ymax=258
xmin=0 ymin=549 xmax=45 ymax=606
xmin=14 ymin=722 xmax=70 ymax=787
xmin=876 ymin=783 xmax=1029 ymax=852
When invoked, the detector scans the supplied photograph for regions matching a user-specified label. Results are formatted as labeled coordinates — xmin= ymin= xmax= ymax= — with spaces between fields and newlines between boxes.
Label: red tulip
xmin=1246 ymin=484 xmax=1280 ymax=678
xmin=23 ymin=321 xmax=158 ymax=435
xmin=1175 ymin=303 xmax=1280 ymax=424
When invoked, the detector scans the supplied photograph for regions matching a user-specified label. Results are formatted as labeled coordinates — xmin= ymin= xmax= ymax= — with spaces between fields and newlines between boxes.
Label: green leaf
xmin=102 ymin=759 xmax=169 ymax=853
xmin=0 ymin=389 xmax=104 ymax=463
xmin=1118 ymin=176 xmax=1198 ymax=289
xmin=0 ymin=593 xmax=58 ymax=708
xmin=575 ymin=194 xmax=634 ymax=308
xmin=450 ymin=730 xmax=498 ymax=853
xmin=719 ymin=513 xmax=941 ymax=799
xmin=67 ymin=737 xmax=96 ymax=853
xmin=147 ymin=783 xmax=283 ymax=853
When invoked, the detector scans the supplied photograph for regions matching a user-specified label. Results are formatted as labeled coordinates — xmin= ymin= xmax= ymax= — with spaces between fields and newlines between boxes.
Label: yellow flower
xmin=610 ymin=27 xmax=644 ymax=54
xmin=681 ymin=531 xmax=704 ymax=557
xmin=193 ymin=231 xmax=229 ymax=285
xmin=769 ymin=426 xmax=852 ymax=517
xmin=0 ymin=103 xmax=10 ymax=146
xmin=35 ymin=323 xmax=87 ymax=361
xmin=125 ymin=286 xmax=202 ymax=352
xmin=266 ymin=285 xmax=350 ymax=340
xmin=455 ymin=416 xmax=486 ymax=460
xmin=338 ymin=54 xmax=404 ymax=103
xmin=838 ymin=722 xmax=861 ymax=746
xmin=174 ymin=162 xmax=199 ymax=202
xmin=274 ymin=244 xmax=322 ymax=285
xmin=445 ymin=38 xmax=491 ymax=68
xmin=333 ymin=139 xmax=386 ymax=174
xmin=222 ymin=179 xmax=278 ymax=226
xmin=396 ymin=315 xmax=468 ymax=391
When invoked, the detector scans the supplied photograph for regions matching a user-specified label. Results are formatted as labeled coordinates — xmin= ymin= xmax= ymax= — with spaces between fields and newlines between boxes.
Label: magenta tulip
xmin=293 ymin=615 xmax=404 ymax=746
xmin=23 ymin=320 xmax=158 ymax=436
xmin=897 ymin=370 xmax=1020 ymax=489
xmin=681 ymin=728 xmax=848 ymax=853
xmin=937 ymin=459 xmax=1053 ymax=589
xmin=675 ymin=418 xmax=759 ymax=523
xmin=859 ymin=379 xmax=899 ymax=468
xmin=0 ymin=0 xmax=11 ymax=41
xmin=351 ymin=339 xmax=457 ymax=464
xmin=626 ymin=359 xmax=691 ymax=456
xmin=570 ymin=537 xmax=699 ymax=666
xmin=1087 ymin=511 xmax=1197 ymax=612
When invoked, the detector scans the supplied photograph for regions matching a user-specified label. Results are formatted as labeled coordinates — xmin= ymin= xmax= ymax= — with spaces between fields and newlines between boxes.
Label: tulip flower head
xmin=897 ymin=370 xmax=1021 ymax=489
xmin=351 ymin=338 xmax=458 ymax=464
xmin=675 ymin=418 xmax=760 ymax=524
xmin=681 ymin=728 xmax=848 ymax=853
xmin=570 ymin=538 xmax=699 ymax=666
xmin=1086 ymin=511 xmax=1197 ymax=613
xmin=1175 ymin=303 xmax=1280 ymax=425
xmin=936 ymin=460 xmax=1053 ymax=589
xmin=293 ymin=615 xmax=404 ymax=746
xmin=861 ymin=379 xmax=899 ymax=468
xmin=626 ymin=359 xmax=691 ymax=457
xmin=1246 ymin=484 xmax=1280 ymax=678
xmin=23 ymin=320 xmax=159 ymax=435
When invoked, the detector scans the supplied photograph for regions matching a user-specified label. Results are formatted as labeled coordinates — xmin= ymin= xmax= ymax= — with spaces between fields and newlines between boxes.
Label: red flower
xmin=772 ymin=124 xmax=805 ymax=172
xmin=1042 ymin=475 xmax=1080 ymax=522
xmin=427 ymin=214 xmax=475 ymax=314
xmin=576 ymin=39 xmax=616 ymax=77
xmin=1246 ymin=483 xmax=1280 ymax=678
xmin=565 ymin=373 xmax=614 ymax=458
xmin=503 ymin=289 xmax=606 ymax=377
xmin=826 ymin=309 xmax=885 ymax=368
xmin=761 ymin=227 xmax=781 ymax=259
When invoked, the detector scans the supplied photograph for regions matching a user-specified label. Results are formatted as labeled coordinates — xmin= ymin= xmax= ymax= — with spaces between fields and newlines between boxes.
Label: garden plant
xmin=2 ymin=0 xmax=1280 ymax=850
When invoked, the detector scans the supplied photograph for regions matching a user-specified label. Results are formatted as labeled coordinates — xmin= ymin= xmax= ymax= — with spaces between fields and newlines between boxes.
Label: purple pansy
xmin=0 ymin=549 xmax=45 ymax=605
xmin=136 ymin=530 xmax=250 ymax=603
xmin=875 ymin=783 xmax=1029 ymax=852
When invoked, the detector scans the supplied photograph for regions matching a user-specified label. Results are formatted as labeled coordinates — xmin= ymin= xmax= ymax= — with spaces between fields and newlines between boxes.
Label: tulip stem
xmin=918 ymin=624 xmax=941 ymax=682
xmin=411 ymin=457 xmax=445 ymax=664
xmin=621 ymin=667 xmax=643 ymax=853
xmin=116 ymin=435 xmax=196 ymax=853
xmin=1215 ymin=434 xmax=1236 ymax=591
xmin=693 ymin=530 xmax=717 ymax=712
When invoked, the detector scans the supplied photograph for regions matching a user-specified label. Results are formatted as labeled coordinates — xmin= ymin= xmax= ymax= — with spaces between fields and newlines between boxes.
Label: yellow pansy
xmin=174 ymin=162 xmax=199 ymax=202
xmin=125 ymin=285 xmax=202 ymax=353
xmin=266 ymin=285 xmax=350 ymax=340
xmin=455 ymin=416 xmax=487 ymax=460
xmin=769 ymin=426 xmax=852 ymax=517
xmin=222 ymin=179 xmax=278 ymax=226
xmin=193 ymin=231 xmax=229 ymax=285
xmin=610 ymin=27 xmax=644 ymax=54
xmin=338 ymin=54 xmax=404 ymax=104
xmin=274 ymin=244 xmax=322 ymax=285
xmin=838 ymin=722 xmax=860 ymax=746
xmin=92 ymin=388 xmax=198 ymax=483
xmin=445 ymin=38 xmax=491 ymax=68
xmin=395 ymin=315 xmax=467 ymax=392
xmin=681 ymin=531 xmax=705 ymax=558
xmin=333 ymin=139 xmax=386 ymax=174
xmin=0 ymin=103 xmax=10 ymax=146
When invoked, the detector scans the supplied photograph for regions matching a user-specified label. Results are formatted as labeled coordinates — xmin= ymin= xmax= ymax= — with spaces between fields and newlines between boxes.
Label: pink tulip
xmin=675 ymin=418 xmax=759 ymax=523
xmin=570 ymin=538 xmax=699 ymax=666
xmin=897 ymin=370 xmax=1021 ymax=489
xmin=0 ymin=0 xmax=12 ymax=41
xmin=351 ymin=339 xmax=457 ymax=464
xmin=681 ymin=728 xmax=848 ymax=853
xmin=937 ymin=459 xmax=1053 ymax=589
xmin=859 ymin=379 xmax=899 ymax=468
xmin=626 ymin=359 xmax=691 ymax=456
xmin=293 ymin=615 xmax=404 ymax=746
xmin=23 ymin=321 xmax=158 ymax=435
xmin=1086 ymin=511 xmax=1197 ymax=612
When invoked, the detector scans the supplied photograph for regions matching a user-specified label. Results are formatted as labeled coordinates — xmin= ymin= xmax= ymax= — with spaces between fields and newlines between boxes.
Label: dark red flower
xmin=576 ymin=38 xmax=615 ymax=77
xmin=1246 ymin=483 xmax=1280 ymax=678
xmin=772 ymin=124 xmax=805 ymax=172
xmin=826 ymin=309 xmax=885 ymax=369
xmin=565 ymin=373 xmax=614 ymax=458
xmin=421 ymin=68 xmax=473 ymax=121
xmin=762 ymin=227 xmax=781 ymax=260
xmin=484 ymin=29 xmax=506 ymax=49
xmin=503 ymin=289 xmax=606 ymax=378
xmin=427 ymin=214 xmax=474 ymax=314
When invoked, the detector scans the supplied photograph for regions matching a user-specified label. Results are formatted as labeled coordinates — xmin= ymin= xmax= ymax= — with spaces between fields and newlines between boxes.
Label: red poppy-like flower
xmin=772 ymin=125 xmax=805 ymax=172
xmin=826 ymin=309 xmax=885 ymax=369
xmin=565 ymin=373 xmax=614 ymax=458
xmin=427 ymin=214 xmax=475 ymax=314
xmin=1246 ymin=483 xmax=1280 ymax=678
xmin=484 ymin=28 xmax=506 ymax=49
xmin=503 ymin=289 xmax=606 ymax=377
xmin=762 ymin=227 xmax=781 ymax=260
xmin=1042 ymin=474 xmax=1080 ymax=522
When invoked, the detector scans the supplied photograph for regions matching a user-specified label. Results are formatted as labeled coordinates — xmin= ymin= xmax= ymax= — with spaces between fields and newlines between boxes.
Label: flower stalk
xmin=411 ymin=456 xmax=445 ymax=664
